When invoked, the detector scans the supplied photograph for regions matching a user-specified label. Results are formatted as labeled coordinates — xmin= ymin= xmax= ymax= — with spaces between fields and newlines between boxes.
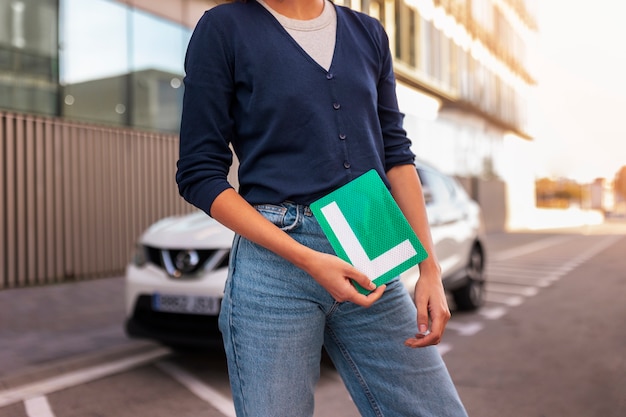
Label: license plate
xmin=152 ymin=294 xmax=221 ymax=315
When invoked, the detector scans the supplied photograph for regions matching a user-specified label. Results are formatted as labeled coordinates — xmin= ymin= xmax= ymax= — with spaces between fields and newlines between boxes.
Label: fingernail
xmin=368 ymin=281 xmax=376 ymax=290
xmin=419 ymin=324 xmax=428 ymax=333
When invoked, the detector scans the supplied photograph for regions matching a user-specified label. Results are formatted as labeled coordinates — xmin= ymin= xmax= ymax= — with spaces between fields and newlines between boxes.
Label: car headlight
xmin=132 ymin=243 xmax=148 ymax=267
xmin=174 ymin=249 xmax=200 ymax=274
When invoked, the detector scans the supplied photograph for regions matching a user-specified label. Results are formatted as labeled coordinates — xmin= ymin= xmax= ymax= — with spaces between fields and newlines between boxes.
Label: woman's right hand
xmin=210 ymin=190 xmax=386 ymax=307
xmin=302 ymin=250 xmax=386 ymax=307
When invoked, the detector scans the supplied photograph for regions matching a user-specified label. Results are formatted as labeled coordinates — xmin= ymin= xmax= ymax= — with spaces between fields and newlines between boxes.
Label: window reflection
xmin=60 ymin=0 xmax=127 ymax=125
xmin=0 ymin=0 xmax=58 ymax=114
xmin=60 ymin=0 xmax=190 ymax=132
xmin=130 ymin=9 xmax=189 ymax=132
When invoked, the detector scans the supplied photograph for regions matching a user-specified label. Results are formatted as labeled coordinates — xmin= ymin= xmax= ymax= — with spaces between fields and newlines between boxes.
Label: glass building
xmin=0 ymin=1 xmax=539 ymax=287
xmin=1 ymin=0 xmax=538 ymax=202
xmin=0 ymin=0 xmax=203 ymax=133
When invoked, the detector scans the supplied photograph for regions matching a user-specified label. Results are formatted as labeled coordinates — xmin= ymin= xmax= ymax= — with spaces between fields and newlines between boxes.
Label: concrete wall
xmin=457 ymin=176 xmax=508 ymax=234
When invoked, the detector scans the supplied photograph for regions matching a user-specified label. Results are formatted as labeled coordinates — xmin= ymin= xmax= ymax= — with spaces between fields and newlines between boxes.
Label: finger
xmin=428 ymin=313 xmax=447 ymax=342
xmin=416 ymin=302 xmax=430 ymax=336
xmin=405 ymin=311 xmax=448 ymax=348
xmin=351 ymin=284 xmax=386 ymax=307
xmin=404 ymin=332 xmax=440 ymax=348
xmin=349 ymin=269 xmax=377 ymax=293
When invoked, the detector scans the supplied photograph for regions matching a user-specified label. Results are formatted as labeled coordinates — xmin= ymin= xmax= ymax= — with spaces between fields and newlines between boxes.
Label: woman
xmin=176 ymin=0 xmax=468 ymax=415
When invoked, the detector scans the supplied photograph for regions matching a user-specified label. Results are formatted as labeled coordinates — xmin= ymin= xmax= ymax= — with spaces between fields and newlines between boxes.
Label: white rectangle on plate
xmin=152 ymin=294 xmax=221 ymax=315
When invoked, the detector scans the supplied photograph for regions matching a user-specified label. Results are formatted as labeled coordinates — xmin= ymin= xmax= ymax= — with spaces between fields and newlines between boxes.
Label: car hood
xmin=140 ymin=211 xmax=234 ymax=249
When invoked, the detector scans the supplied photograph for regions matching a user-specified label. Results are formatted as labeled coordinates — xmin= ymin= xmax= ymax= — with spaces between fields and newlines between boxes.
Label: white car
xmin=125 ymin=161 xmax=486 ymax=348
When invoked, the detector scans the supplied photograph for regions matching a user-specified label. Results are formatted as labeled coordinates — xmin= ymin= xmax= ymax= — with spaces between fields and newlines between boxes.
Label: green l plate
xmin=310 ymin=170 xmax=428 ymax=294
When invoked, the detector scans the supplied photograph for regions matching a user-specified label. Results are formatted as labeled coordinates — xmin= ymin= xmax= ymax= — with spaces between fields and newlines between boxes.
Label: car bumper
xmin=125 ymin=264 xmax=227 ymax=348
xmin=125 ymin=295 xmax=223 ymax=348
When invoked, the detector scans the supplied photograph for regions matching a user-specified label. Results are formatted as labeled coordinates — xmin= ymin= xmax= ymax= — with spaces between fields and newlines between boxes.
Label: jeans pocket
xmin=255 ymin=203 xmax=303 ymax=231
xmin=254 ymin=204 xmax=288 ymax=229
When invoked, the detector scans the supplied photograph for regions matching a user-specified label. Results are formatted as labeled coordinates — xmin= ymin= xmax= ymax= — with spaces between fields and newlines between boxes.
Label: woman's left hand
xmin=404 ymin=265 xmax=451 ymax=348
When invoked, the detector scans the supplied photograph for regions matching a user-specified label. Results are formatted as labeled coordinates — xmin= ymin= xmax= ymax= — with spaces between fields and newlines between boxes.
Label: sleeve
xmin=375 ymin=24 xmax=416 ymax=171
xmin=176 ymin=11 xmax=235 ymax=216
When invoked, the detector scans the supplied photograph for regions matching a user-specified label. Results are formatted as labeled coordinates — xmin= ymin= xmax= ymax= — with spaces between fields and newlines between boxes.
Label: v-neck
xmin=254 ymin=0 xmax=340 ymax=73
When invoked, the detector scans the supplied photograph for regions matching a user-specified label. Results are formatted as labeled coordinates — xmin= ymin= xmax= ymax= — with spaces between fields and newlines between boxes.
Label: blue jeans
xmin=218 ymin=202 xmax=467 ymax=417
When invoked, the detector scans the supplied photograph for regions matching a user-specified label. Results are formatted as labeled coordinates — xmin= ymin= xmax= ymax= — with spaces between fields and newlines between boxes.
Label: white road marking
xmin=479 ymin=306 xmax=508 ymax=320
xmin=487 ymin=265 xmax=559 ymax=274
xmin=484 ymin=293 xmax=524 ymax=306
xmin=486 ymin=283 xmax=539 ymax=297
xmin=445 ymin=321 xmax=484 ymax=336
xmin=488 ymin=275 xmax=552 ymax=287
xmin=437 ymin=343 xmax=453 ymax=356
xmin=0 ymin=347 xmax=170 ymax=408
xmin=443 ymin=236 xmax=622 ymax=359
xmin=490 ymin=236 xmax=571 ymax=261
xmin=156 ymin=361 xmax=236 ymax=417
xmin=24 ymin=396 xmax=55 ymax=417
xmin=571 ymin=235 xmax=622 ymax=263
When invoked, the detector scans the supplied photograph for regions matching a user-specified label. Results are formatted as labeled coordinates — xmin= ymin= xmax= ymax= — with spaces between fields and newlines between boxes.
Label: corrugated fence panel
xmin=44 ymin=120 xmax=58 ymax=283
xmin=15 ymin=115 xmax=27 ymax=287
xmin=35 ymin=118 xmax=47 ymax=284
xmin=52 ymin=122 xmax=64 ymax=282
xmin=0 ymin=111 xmax=195 ymax=288
xmin=0 ymin=114 xmax=5 ymax=288
xmin=25 ymin=116 xmax=38 ymax=285
xmin=5 ymin=115 xmax=18 ymax=287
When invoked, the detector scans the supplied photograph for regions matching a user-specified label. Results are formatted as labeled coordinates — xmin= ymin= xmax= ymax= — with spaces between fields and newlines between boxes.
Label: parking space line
xmin=437 ymin=343 xmax=453 ymax=356
xmin=0 ymin=347 xmax=170 ymax=408
xmin=445 ymin=321 xmax=484 ymax=336
xmin=156 ymin=361 xmax=236 ymax=417
xmin=479 ymin=306 xmax=508 ymax=320
xmin=490 ymin=236 xmax=571 ymax=261
xmin=486 ymin=283 xmax=539 ymax=297
xmin=24 ymin=396 xmax=55 ymax=417
xmin=484 ymin=292 xmax=524 ymax=306
xmin=488 ymin=276 xmax=552 ymax=287
xmin=487 ymin=265 xmax=559 ymax=274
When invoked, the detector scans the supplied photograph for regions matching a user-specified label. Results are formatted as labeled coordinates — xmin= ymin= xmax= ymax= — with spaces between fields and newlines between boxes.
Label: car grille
xmin=144 ymin=246 xmax=230 ymax=278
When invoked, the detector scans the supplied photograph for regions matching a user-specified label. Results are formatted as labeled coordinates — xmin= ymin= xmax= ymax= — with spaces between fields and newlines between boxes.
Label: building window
xmin=0 ymin=0 xmax=59 ymax=115
xmin=129 ymin=9 xmax=190 ymax=132
xmin=60 ymin=0 xmax=128 ymax=126
xmin=395 ymin=0 xmax=416 ymax=68
xmin=60 ymin=0 xmax=190 ymax=132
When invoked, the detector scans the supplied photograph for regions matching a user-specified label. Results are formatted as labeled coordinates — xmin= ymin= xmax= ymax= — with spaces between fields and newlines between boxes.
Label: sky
xmin=531 ymin=0 xmax=626 ymax=182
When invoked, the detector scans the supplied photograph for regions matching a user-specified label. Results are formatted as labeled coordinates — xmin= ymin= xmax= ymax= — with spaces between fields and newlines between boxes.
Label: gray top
xmin=257 ymin=0 xmax=337 ymax=70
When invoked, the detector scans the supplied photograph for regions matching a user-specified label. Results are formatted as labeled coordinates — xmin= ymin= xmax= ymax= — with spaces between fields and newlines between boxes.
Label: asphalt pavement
xmin=444 ymin=227 xmax=626 ymax=417
xmin=1 ymin=218 xmax=623 ymax=395
xmin=0 ymin=276 xmax=158 ymax=391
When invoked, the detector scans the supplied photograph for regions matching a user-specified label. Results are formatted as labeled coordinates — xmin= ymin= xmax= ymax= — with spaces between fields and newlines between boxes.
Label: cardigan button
xmin=326 ymin=73 xmax=334 ymax=80
xmin=333 ymin=103 xmax=341 ymax=110
xmin=339 ymin=133 xmax=346 ymax=140
xmin=343 ymin=161 xmax=351 ymax=169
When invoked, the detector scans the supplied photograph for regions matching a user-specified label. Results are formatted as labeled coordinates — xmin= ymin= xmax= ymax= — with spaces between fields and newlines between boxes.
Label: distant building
xmin=0 ymin=0 xmax=213 ymax=132
xmin=589 ymin=178 xmax=613 ymax=213
xmin=341 ymin=0 xmax=539 ymax=230
xmin=1 ymin=0 xmax=538 ymax=229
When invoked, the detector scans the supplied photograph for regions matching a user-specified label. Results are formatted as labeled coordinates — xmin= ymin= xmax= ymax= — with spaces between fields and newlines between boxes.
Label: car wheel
xmin=452 ymin=244 xmax=485 ymax=311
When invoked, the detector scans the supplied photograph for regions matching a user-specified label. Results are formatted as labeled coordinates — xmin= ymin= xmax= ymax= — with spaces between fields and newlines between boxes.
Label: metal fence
xmin=0 ymin=111 xmax=195 ymax=289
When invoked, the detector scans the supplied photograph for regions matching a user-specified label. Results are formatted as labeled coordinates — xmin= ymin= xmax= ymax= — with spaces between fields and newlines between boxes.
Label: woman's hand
xmin=210 ymin=189 xmax=386 ymax=308
xmin=303 ymin=250 xmax=386 ymax=307
xmin=404 ymin=264 xmax=451 ymax=348
xmin=385 ymin=164 xmax=451 ymax=348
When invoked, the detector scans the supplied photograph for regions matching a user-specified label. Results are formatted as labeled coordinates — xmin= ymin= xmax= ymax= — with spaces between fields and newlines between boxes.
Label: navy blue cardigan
xmin=176 ymin=0 xmax=415 ymax=215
